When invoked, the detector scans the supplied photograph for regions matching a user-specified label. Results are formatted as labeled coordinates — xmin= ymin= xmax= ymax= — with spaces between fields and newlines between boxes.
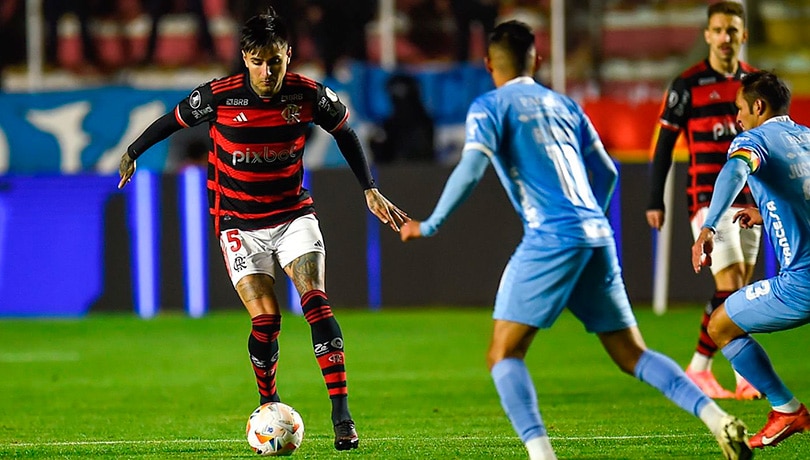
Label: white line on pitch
xmin=4 ymin=433 xmax=700 ymax=448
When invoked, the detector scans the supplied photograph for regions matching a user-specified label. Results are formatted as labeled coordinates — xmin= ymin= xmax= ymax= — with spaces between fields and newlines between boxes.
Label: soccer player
xmin=646 ymin=1 xmax=761 ymax=400
xmin=693 ymin=70 xmax=810 ymax=449
xmin=400 ymin=20 xmax=752 ymax=460
xmin=117 ymin=8 xmax=409 ymax=451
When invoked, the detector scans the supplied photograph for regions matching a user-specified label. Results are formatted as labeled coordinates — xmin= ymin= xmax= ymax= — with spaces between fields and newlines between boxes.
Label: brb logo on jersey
xmin=282 ymin=104 xmax=301 ymax=124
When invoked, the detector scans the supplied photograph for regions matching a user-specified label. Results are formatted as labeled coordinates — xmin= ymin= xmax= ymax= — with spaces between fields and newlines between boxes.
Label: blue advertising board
xmin=0 ymin=87 xmax=184 ymax=174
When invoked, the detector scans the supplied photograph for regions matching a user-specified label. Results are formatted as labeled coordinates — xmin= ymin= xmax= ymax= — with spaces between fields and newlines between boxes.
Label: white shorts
xmin=691 ymin=207 xmax=761 ymax=275
xmin=218 ymin=214 xmax=326 ymax=287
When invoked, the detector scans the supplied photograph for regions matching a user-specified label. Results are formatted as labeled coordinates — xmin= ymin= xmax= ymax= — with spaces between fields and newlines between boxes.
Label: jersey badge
xmin=190 ymin=90 xmax=202 ymax=109
xmin=282 ymin=104 xmax=301 ymax=124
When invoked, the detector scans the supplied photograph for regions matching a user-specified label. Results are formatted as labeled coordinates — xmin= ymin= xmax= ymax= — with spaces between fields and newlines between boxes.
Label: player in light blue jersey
xmin=693 ymin=70 xmax=810 ymax=449
xmin=400 ymin=20 xmax=751 ymax=460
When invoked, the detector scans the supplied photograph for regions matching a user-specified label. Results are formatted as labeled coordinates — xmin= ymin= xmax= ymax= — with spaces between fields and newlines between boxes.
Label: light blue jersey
xmin=421 ymin=77 xmax=617 ymax=248
xmin=727 ymin=116 xmax=810 ymax=272
xmin=419 ymin=76 xmax=634 ymax=332
xmin=705 ymin=115 xmax=810 ymax=333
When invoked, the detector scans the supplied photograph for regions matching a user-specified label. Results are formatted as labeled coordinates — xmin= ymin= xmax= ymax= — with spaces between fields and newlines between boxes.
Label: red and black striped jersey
xmin=658 ymin=59 xmax=756 ymax=216
xmin=174 ymin=71 xmax=349 ymax=232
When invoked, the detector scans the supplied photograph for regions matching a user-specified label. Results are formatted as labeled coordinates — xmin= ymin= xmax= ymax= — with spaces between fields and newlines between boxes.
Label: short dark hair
xmin=708 ymin=1 xmax=745 ymax=25
xmin=740 ymin=71 xmax=791 ymax=115
xmin=240 ymin=7 xmax=290 ymax=54
xmin=488 ymin=20 xmax=535 ymax=73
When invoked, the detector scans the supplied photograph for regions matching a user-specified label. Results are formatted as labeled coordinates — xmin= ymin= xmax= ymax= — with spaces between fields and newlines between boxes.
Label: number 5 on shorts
xmin=225 ymin=229 xmax=242 ymax=252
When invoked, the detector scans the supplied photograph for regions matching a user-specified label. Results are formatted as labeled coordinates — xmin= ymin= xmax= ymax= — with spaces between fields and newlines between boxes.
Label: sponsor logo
xmin=314 ymin=341 xmax=329 ymax=356
xmin=709 ymin=90 xmax=721 ymax=101
xmin=698 ymin=77 xmax=717 ymax=85
xmin=712 ymin=120 xmax=737 ymax=140
xmin=331 ymin=337 xmax=343 ymax=349
xmin=766 ymin=201 xmax=793 ymax=265
xmin=281 ymin=104 xmax=301 ymax=124
xmin=314 ymin=240 xmax=323 ymax=248
xmin=233 ymin=112 xmax=248 ymax=123
xmin=782 ymin=131 xmax=810 ymax=146
xmin=760 ymin=424 xmax=793 ymax=445
xmin=281 ymin=93 xmax=303 ymax=102
xmin=325 ymin=87 xmax=339 ymax=102
xmin=189 ymin=90 xmax=202 ymax=109
xmin=318 ymin=95 xmax=339 ymax=117
xmin=226 ymin=98 xmax=249 ymax=106
xmin=231 ymin=146 xmax=299 ymax=165
xmin=788 ymin=162 xmax=810 ymax=179
xmin=667 ymin=90 xmax=679 ymax=107
xmin=191 ymin=105 xmax=213 ymax=119
xmin=250 ymin=355 xmax=267 ymax=368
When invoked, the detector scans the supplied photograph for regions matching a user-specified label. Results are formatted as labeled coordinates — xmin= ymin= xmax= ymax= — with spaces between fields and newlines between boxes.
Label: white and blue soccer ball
xmin=246 ymin=402 xmax=305 ymax=456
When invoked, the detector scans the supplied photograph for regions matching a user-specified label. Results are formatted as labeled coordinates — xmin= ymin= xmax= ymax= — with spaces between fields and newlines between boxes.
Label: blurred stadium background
xmin=0 ymin=0 xmax=804 ymax=318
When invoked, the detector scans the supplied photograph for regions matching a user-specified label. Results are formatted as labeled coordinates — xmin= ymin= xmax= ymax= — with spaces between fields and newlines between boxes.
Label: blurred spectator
xmin=43 ymin=0 xmax=100 ymax=69
xmin=0 ymin=0 xmax=24 ymax=90
xmin=408 ymin=0 xmax=455 ymax=61
xmin=141 ymin=0 xmax=216 ymax=66
xmin=451 ymin=0 xmax=499 ymax=62
xmin=308 ymin=0 xmax=375 ymax=77
xmin=370 ymin=74 xmax=435 ymax=164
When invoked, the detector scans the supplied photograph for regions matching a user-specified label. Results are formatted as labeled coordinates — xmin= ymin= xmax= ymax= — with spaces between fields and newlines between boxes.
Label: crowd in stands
xmin=0 ymin=0 xmax=544 ymax=82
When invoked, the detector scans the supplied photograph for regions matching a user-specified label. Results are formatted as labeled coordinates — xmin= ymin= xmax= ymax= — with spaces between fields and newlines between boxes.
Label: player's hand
xmin=646 ymin=209 xmax=665 ymax=230
xmin=400 ymin=220 xmax=422 ymax=242
xmin=364 ymin=188 xmax=409 ymax=232
xmin=733 ymin=208 xmax=763 ymax=229
xmin=118 ymin=153 xmax=136 ymax=189
xmin=691 ymin=227 xmax=715 ymax=273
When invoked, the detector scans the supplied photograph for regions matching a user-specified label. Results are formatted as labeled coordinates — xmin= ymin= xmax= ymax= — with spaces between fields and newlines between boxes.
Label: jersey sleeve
xmin=728 ymin=132 xmax=765 ymax=174
xmin=578 ymin=111 xmax=617 ymax=210
xmin=175 ymin=82 xmax=217 ymax=128
xmin=461 ymin=96 xmax=498 ymax=157
xmin=658 ymin=76 xmax=689 ymax=131
xmin=313 ymin=83 xmax=349 ymax=132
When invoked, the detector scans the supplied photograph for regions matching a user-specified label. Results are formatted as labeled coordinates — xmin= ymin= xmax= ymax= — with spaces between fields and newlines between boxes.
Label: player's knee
xmin=706 ymin=313 xmax=736 ymax=349
xmin=486 ymin=348 xmax=524 ymax=370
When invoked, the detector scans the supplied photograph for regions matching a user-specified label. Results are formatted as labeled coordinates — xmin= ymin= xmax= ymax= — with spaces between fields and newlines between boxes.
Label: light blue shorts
xmin=493 ymin=238 xmax=637 ymax=333
xmin=725 ymin=270 xmax=810 ymax=333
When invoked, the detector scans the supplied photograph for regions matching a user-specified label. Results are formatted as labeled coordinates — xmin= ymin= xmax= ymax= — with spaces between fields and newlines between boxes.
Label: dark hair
xmin=708 ymin=1 xmax=745 ymax=25
xmin=240 ymin=7 xmax=290 ymax=54
xmin=740 ymin=71 xmax=791 ymax=115
xmin=488 ymin=20 xmax=535 ymax=73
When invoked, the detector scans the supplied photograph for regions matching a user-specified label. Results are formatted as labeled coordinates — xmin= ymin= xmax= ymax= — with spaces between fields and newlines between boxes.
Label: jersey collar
xmin=763 ymin=115 xmax=792 ymax=125
xmin=504 ymin=76 xmax=536 ymax=86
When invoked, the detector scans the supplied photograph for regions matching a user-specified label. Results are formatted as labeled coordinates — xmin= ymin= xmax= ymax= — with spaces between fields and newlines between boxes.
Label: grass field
xmin=0 ymin=306 xmax=808 ymax=459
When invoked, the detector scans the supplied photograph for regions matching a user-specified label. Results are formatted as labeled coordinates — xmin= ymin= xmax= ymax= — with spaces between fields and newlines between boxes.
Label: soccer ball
xmin=246 ymin=402 xmax=305 ymax=456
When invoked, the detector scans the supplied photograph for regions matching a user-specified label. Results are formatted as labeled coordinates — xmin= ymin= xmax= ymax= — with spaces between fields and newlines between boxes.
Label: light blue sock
xmin=634 ymin=349 xmax=710 ymax=416
xmin=491 ymin=358 xmax=546 ymax=442
xmin=722 ymin=336 xmax=793 ymax=406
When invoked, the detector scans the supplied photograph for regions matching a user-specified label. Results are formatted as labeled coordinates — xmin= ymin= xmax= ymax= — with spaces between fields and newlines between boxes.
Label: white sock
xmin=773 ymin=398 xmax=801 ymax=414
xmin=525 ymin=436 xmax=557 ymax=460
xmin=688 ymin=353 xmax=712 ymax=372
xmin=698 ymin=401 xmax=727 ymax=436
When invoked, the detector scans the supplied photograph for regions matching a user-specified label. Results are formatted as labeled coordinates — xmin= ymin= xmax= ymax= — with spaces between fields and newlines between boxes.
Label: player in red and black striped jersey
xmin=118 ymin=8 xmax=409 ymax=451
xmin=646 ymin=1 xmax=761 ymax=402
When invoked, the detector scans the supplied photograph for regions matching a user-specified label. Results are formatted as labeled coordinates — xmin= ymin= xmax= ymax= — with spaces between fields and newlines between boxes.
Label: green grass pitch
xmin=0 ymin=306 xmax=808 ymax=459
